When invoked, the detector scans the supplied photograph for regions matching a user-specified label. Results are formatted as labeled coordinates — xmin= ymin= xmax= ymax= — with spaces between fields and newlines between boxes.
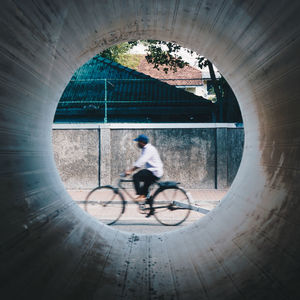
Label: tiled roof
xmin=137 ymin=56 xmax=203 ymax=86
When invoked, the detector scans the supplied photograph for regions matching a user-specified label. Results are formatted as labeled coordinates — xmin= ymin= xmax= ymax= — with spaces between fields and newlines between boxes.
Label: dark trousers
xmin=133 ymin=169 xmax=159 ymax=196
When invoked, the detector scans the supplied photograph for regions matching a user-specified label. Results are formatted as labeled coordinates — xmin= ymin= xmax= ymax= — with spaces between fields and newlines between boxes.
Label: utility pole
xmin=104 ymin=79 xmax=107 ymax=123
xmin=207 ymin=61 xmax=223 ymax=122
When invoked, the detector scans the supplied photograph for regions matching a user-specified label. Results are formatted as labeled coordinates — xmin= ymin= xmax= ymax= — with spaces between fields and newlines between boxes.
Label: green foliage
xmin=144 ymin=40 xmax=188 ymax=73
xmin=196 ymin=56 xmax=209 ymax=69
xmin=99 ymin=41 xmax=229 ymax=99
xmin=100 ymin=42 xmax=137 ymax=63
xmin=100 ymin=42 xmax=142 ymax=70
xmin=98 ymin=40 xmax=239 ymax=121
xmin=142 ymin=40 xmax=211 ymax=74
xmin=100 ymin=40 xmax=190 ymax=74
xmin=116 ymin=54 xmax=143 ymax=70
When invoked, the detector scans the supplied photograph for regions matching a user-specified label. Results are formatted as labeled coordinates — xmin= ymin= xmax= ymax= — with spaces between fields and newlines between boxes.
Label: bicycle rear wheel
xmin=84 ymin=186 xmax=125 ymax=225
xmin=152 ymin=186 xmax=191 ymax=226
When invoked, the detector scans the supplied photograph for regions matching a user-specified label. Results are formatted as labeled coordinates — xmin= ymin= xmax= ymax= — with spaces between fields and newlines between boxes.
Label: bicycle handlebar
xmin=118 ymin=173 xmax=133 ymax=188
xmin=119 ymin=179 xmax=133 ymax=183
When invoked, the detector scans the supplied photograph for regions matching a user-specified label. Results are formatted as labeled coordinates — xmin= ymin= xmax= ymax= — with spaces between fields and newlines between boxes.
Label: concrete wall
xmin=52 ymin=123 xmax=244 ymax=189
xmin=52 ymin=129 xmax=99 ymax=188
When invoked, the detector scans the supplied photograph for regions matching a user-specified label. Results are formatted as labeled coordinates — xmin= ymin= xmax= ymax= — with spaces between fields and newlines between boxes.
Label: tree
xmin=100 ymin=40 xmax=239 ymax=121
xmin=99 ymin=41 xmax=139 ymax=69
xmin=143 ymin=40 xmax=229 ymax=121
xmin=143 ymin=40 xmax=189 ymax=73
xmin=144 ymin=41 xmax=222 ymax=97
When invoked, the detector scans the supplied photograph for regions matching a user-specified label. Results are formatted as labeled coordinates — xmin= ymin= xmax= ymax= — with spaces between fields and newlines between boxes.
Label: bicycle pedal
xmin=145 ymin=210 xmax=154 ymax=218
xmin=139 ymin=204 xmax=146 ymax=210
xmin=137 ymin=204 xmax=146 ymax=214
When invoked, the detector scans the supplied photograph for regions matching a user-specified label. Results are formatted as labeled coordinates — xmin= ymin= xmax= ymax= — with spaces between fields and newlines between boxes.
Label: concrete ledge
xmin=52 ymin=123 xmax=244 ymax=129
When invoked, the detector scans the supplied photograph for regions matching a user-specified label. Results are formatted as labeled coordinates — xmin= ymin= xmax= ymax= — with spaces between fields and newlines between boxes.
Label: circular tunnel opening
xmin=52 ymin=41 xmax=244 ymax=234
xmin=1 ymin=1 xmax=299 ymax=298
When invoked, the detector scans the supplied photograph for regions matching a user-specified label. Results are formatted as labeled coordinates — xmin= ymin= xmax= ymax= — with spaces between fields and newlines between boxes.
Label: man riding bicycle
xmin=85 ymin=134 xmax=190 ymax=225
xmin=125 ymin=134 xmax=163 ymax=202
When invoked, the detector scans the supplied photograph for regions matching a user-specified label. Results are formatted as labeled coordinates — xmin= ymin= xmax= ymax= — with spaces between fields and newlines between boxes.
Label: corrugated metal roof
xmin=58 ymin=56 xmax=211 ymax=107
xmin=56 ymin=55 xmax=214 ymax=122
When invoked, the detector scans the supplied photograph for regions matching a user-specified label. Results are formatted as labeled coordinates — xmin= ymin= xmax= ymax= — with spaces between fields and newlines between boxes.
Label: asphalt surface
xmin=73 ymin=189 xmax=226 ymax=234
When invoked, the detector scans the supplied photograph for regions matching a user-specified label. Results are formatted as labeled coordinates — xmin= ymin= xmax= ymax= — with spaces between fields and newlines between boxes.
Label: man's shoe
xmin=136 ymin=195 xmax=147 ymax=202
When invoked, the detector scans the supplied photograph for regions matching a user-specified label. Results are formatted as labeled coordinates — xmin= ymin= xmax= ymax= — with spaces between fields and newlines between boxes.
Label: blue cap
xmin=134 ymin=134 xmax=149 ymax=144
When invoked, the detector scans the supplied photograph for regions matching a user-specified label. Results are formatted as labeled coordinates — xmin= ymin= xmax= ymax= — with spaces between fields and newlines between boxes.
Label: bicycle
xmin=84 ymin=174 xmax=192 ymax=226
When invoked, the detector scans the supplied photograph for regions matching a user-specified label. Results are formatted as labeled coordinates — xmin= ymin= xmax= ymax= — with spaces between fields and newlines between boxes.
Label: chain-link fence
xmin=56 ymin=78 xmax=241 ymax=123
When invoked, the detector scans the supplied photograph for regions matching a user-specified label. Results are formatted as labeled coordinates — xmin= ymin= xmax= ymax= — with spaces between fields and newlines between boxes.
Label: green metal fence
xmin=57 ymin=78 xmax=213 ymax=123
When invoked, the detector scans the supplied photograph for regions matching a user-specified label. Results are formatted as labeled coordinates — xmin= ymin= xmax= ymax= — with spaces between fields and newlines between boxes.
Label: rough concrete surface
xmin=52 ymin=129 xmax=99 ymax=188
xmin=112 ymin=128 xmax=212 ymax=189
xmin=52 ymin=126 xmax=244 ymax=189
xmin=0 ymin=1 xmax=300 ymax=299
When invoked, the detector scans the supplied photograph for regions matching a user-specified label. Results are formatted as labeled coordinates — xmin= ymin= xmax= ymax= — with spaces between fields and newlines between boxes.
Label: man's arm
xmin=125 ymin=146 xmax=151 ymax=176
xmin=125 ymin=166 xmax=138 ymax=176
xmin=133 ymin=148 xmax=152 ymax=168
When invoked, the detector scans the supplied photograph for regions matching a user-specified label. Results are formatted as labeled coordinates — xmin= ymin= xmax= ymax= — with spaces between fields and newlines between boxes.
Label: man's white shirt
xmin=134 ymin=143 xmax=163 ymax=178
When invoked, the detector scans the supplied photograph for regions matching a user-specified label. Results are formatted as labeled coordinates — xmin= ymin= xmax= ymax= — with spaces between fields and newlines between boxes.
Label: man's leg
xmin=140 ymin=170 xmax=158 ymax=196
xmin=133 ymin=170 xmax=143 ymax=195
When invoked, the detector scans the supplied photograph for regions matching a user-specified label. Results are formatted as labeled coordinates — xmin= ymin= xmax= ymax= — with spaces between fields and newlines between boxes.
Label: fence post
xmin=99 ymin=125 xmax=111 ymax=185
xmin=216 ymin=128 xmax=228 ymax=189
xmin=104 ymin=79 xmax=107 ymax=123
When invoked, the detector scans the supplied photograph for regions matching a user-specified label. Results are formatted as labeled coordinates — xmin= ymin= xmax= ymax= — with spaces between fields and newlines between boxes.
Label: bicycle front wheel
xmin=152 ymin=187 xmax=191 ymax=226
xmin=84 ymin=186 xmax=125 ymax=225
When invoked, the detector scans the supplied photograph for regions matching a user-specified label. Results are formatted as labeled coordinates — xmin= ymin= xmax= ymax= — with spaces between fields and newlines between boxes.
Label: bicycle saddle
xmin=158 ymin=181 xmax=180 ymax=188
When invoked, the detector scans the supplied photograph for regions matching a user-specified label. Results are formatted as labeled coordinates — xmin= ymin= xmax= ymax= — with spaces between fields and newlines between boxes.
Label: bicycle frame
xmin=84 ymin=176 xmax=191 ymax=226
xmin=117 ymin=177 xmax=186 ymax=216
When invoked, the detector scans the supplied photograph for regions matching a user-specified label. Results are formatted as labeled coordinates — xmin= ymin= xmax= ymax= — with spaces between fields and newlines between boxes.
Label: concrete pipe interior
xmin=0 ymin=1 xmax=299 ymax=299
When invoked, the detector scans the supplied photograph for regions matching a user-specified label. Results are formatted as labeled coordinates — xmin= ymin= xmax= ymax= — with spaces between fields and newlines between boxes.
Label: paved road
xmin=73 ymin=189 xmax=226 ymax=234
xmin=77 ymin=202 xmax=206 ymax=234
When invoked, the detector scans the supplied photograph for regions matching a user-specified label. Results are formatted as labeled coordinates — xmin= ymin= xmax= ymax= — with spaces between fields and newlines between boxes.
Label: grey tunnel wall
xmin=0 ymin=1 xmax=299 ymax=299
